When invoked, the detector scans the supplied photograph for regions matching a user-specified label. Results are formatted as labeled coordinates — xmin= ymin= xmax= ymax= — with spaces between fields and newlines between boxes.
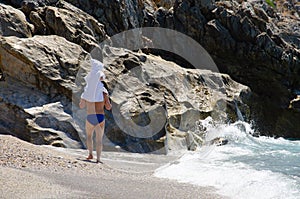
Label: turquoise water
xmin=155 ymin=119 xmax=300 ymax=199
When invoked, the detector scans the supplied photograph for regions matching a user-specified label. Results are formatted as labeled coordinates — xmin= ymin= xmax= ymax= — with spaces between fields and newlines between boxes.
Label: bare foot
xmin=86 ymin=154 xmax=93 ymax=160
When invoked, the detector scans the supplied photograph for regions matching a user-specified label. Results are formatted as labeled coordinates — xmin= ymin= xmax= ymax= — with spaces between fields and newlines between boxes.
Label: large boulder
xmin=0 ymin=35 xmax=87 ymax=98
xmin=1 ymin=1 xmax=108 ymax=52
xmin=73 ymin=49 xmax=250 ymax=153
xmin=0 ymin=35 xmax=88 ymax=147
xmin=0 ymin=76 xmax=83 ymax=148
xmin=28 ymin=1 xmax=108 ymax=51
xmin=0 ymin=32 xmax=250 ymax=152
xmin=0 ymin=3 xmax=33 ymax=37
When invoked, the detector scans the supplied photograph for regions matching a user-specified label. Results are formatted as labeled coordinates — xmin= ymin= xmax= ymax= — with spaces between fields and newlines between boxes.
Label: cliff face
xmin=66 ymin=0 xmax=300 ymax=138
xmin=0 ymin=0 xmax=299 ymax=151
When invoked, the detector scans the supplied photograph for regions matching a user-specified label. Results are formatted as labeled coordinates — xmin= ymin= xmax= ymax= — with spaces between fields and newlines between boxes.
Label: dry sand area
xmin=0 ymin=135 xmax=224 ymax=199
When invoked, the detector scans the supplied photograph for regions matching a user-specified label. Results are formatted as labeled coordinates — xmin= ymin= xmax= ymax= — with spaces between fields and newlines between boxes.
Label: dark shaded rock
xmin=3 ymin=0 xmax=59 ymax=8
xmin=65 ymin=0 xmax=145 ymax=36
xmin=163 ymin=0 xmax=300 ymax=138
xmin=20 ymin=0 xmax=39 ymax=15
xmin=29 ymin=10 xmax=47 ymax=34
xmin=0 ymin=96 xmax=33 ymax=141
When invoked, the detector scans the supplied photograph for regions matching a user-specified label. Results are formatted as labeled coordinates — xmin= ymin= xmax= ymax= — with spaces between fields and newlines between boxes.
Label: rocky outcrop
xmin=125 ymin=0 xmax=300 ymax=138
xmin=25 ymin=102 xmax=83 ymax=148
xmin=1 ymin=1 xmax=108 ymax=52
xmin=1 ymin=0 xmax=299 ymax=151
xmin=0 ymin=35 xmax=87 ymax=147
xmin=0 ymin=33 xmax=249 ymax=152
xmin=72 ymin=49 xmax=250 ymax=152
xmin=198 ymin=0 xmax=300 ymax=138
xmin=65 ymin=0 xmax=146 ymax=36
xmin=0 ymin=9 xmax=250 ymax=151
xmin=57 ymin=0 xmax=300 ymax=138
xmin=0 ymin=77 xmax=83 ymax=148
xmin=29 ymin=1 xmax=108 ymax=51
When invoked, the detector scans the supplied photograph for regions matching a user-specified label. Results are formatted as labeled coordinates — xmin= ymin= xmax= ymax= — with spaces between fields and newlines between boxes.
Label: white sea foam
xmin=155 ymin=120 xmax=300 ymax=199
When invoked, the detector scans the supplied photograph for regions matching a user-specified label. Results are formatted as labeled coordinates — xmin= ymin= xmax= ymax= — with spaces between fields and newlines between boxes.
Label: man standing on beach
xmin=79 ymin=58 xmax=112 ymax=163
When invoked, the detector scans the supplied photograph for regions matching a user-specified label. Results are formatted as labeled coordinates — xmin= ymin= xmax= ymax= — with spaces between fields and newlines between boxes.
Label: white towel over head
xmin=81 ymin=59 xmax=106 ymax=102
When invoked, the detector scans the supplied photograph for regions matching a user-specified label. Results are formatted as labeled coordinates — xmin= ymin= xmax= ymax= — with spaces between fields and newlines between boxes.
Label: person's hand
xmin=105 ymin=100 xmax=112 ymax=110
xmin=79 ymin=99 xmax=86 ymax=109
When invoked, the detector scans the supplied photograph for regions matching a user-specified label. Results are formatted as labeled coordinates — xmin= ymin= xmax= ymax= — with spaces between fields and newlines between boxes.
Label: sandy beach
xmin=0 ymin=135 xmax=223 ymax=199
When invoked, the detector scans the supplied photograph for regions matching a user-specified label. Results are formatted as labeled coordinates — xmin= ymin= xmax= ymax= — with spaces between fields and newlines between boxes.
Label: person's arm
xmin=103 ymin=93 xmax=112 ymax=110
xmin=102 ymin=87 xmax=112 ymax=110
xmin=79 ymin=98 xmax=86 ymax=109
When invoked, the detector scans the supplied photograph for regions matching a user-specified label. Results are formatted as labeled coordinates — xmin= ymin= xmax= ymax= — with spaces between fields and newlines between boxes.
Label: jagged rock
xmin=168 ymin=0 xmax=300 ymax=138
xmin=173 ymin=0 xmax=207 ymax=41
xmin=153 ymin=0 xmax=175 ymax=9
xmin=65 ymin=0 xmax=146 ymax=35
xmin=209 ymin=137 xmax=228 ymax=146
xmin=2 ymin=1 xmax=108 ymax=52
xmin=72 ymin=49 xmax=250 ymax=152
xmin=0 ymin=79 xmax=82 ymax=147
xmin=1 ymin=0 xmax=299 ymax=149
xmin=0 ymin=35 xmax=88 ymax=98
xmin=25 ymin=102 xmax=83 ymax=148
xmin=29 ymin=11 xmax=47 ymax=34
xmin=0 ymin=95 xmax=33 ymax=141
xmin=0 ymin=35 xmax=88 ymax=147
xmin=0 ymin=3 xmax=33 ymax=37
xmin=28 ymin=1 xmax=107 ymax=51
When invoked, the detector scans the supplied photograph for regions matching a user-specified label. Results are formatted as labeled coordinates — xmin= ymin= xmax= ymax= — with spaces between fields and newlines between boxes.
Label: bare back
xmin=86 ymin=101 xmax=105 ymax=115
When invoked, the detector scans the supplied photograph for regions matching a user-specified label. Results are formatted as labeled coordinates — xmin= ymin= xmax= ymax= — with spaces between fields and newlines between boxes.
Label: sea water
xmin=155 ymin=118 xmax=300 ymax=199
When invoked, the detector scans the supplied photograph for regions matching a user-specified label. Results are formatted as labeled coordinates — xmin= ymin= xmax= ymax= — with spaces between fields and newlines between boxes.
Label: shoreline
xmin=0 ymin=135 xmax=224 ymax=199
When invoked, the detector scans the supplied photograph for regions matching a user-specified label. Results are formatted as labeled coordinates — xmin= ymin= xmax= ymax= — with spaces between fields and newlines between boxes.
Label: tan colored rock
xmin=0 ymin=35 xmax=88 ymax=98
xmin=72 ymin=49 xmax=250 ymax=152
xmin=0 ymin=3 xmax=33 ymax=37
xmin=0 ymin=34 xmax=88 ymax=147
xmin=28 ymin=1 xmax=107 ymax=51
xmin=153 ymin=0 xmax=176 ymax=9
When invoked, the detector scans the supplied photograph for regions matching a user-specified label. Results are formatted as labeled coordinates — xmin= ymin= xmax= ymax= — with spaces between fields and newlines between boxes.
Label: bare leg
xmin=86 ymin=120 xmax=95 ymax=160
xmin=95 ymin=121 xmax=105 ymax=163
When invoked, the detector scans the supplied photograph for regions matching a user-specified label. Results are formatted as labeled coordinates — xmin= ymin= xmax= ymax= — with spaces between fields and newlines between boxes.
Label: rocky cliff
xmin=0 ymin=0 xmax=299 ymax=152
xmin=63 ymin=0 xmax=300 ymax=138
